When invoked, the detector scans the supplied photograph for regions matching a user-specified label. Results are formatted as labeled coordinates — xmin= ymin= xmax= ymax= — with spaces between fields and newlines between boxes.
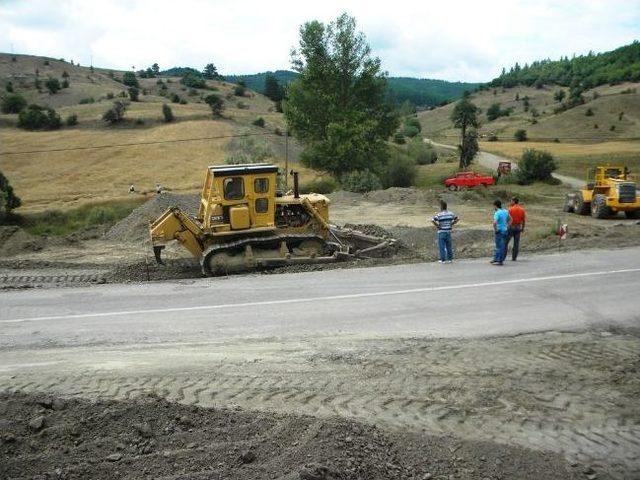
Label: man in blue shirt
xmin=491 ymin=199 xmax=511 ymax=265
xmin=431 ymin=200 xmax=459 ymax=263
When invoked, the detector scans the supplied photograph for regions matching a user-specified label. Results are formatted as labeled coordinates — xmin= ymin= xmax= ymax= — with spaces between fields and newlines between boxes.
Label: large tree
xmin=264 ymin=74 xmax=284 ymax=102
xmin=284 ymin=13 xmax=398 ymax=177
xmin=450 ymin=98 xmax=480 ymax=169
xmin=0 ymin=171 xmax=21 ymax=221
xmin=203 ymin=63 xmax=221 ymax=80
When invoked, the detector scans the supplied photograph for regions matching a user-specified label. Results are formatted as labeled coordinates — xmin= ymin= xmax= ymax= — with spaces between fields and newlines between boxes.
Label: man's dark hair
xmin=493 ymin=199 xmax=502 ymax=208
xmin=512 ymin=197 xmax=519 ymax=204
xmin=440 ymin=200 xmax=447 ymax=210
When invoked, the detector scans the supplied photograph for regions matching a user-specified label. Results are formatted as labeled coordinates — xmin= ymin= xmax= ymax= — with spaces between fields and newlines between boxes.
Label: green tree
xmin=450 ymin=98 xmax=479 ymax=168
xmin=0 ymin=170 xmax=22 ymax=221
xmin=202 ymin=63 xmax=220 ymax=79
xmin=486 ymin=103 xmax=502 ymax=121
xmin=18 ymin=105 xmax=61 ymax=130
xmin=517 ymin=149 xmax=557 ymax=184
xmin=458 ymin=130 xmax=479 ymax=168
xmin=152 ymin=63 xmax=160 ymax=76
xmin=264 ymin=74 xmax=284 ymax=101
xmin=102 ymin=100 xmax=128 ymax=124
xmin=204 ymin=94 xmax=224 ymax=117
xmin=1 ymin=94 xmax=27 ymax=114
xmin=181 ymin=71 xmax=206 ymax=88
xmin=128 ymin=86 xmax=140 ymax=101
xmin=514 ymin=129 xmax=528 ymax=141
xmin=553 ymin=90 xmax=566 ymax=103
xmin=234 ymin=80 xmax=247 ymax=97
xmin=162 ymin=103 xmax=174 ymax=122
xmin=122 ymin=71 xmax=139 ymax=87
xmin=45 ymin=77 xmax=61 ymax=94
xmin=284 ymin=13 xmax=398 ymax=177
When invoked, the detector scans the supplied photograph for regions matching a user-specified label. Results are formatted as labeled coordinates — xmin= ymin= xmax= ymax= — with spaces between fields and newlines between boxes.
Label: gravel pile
xmin=104 ymin=193 xmax=200 ymax=243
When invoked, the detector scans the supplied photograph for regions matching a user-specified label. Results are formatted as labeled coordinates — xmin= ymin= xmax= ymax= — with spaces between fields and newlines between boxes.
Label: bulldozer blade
xmin=153 ymin=245 xmax=166 ymax=265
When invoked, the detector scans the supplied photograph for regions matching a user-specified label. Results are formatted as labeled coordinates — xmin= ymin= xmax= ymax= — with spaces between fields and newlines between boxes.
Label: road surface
xmin=1 ymin=248 xmax=640 ymax=478
xmin=426 ymin=139 xmax=583 ymax=188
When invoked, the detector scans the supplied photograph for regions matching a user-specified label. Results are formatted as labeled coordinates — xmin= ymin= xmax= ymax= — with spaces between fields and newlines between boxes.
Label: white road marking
xmin=1 ymin=268 xmax=639 ymax=325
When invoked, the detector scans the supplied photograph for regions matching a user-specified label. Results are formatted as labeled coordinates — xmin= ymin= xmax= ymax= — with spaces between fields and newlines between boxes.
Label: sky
xmin=1 ymin=0 xmax=639 ymax=82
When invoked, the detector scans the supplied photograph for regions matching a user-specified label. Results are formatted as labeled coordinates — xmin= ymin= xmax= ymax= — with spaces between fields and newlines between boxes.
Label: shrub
xmin=61 ymin=78 xmax=69 ymax=88
xmin=236 ymin=101 xmax=248 ymax=109
xmin=5 ymin=81 xmax=13 ymax=93
xmin=234 ymin=81 xmax=246 ymax=96
xmin=204 ymin=94 xmax=224 ymax=117
xmin=274 ymin=127 xmax=283 ymax=136
xmin=299 ymin=177 xmax=338 ymax=194
xmin=102 ymin=100 xmax=128 ymax=124
xmin=610 ymin=125 xmax=616 ymax=131
xmin=487 ymin=133 xmax=498 ymax=142
xmin=1 ymin=94 xmax=27 ymax=113
xmin=135 ymin=118 xmax=144 ymax=125
xmin=106 ymin=92 xmax=114 ymax=99
xmin=404 ymin=117 xmax=421 ymax=131
xmin=384 ymin=151 xmax=417 ymax=188
xmin=402 ymin=125 xmax=420 ymax=138
xmin=17 ymin=105 xmax=61 ymax=130
xmin=514 ymin=129 xmax=527 ymax=141
xmin=171 ymin=93 xmax=180 ymax=103
xmin=162 ymin=104 xmax=174 ymax=122
xmin=128 ymin=86 xmax=140 ymax=101
xmin=122 ymin=71 xmax=139 ymax=87
xmin=407 ymin=139 xmax=437 ymax=165
xmin=252 ymin=117 xmax=265 ymax=127
xmin=341 ymin=170 xmax=382 ymax=193
xmin=181 ymin=71 xmax=206 ymax=89
xmin=618 ymin=111 xmax=624 ymax=121
xmin=45 ymin=77 xmax=61 ymax=94
xmin=79 ymin=97 xmax=95 ymax=104
xmin=66 ymin=113 xmax=78 ymax=126
xmin=393 ymin=132 xmax=405 ymax=144
xmin=188 ymin=88 xmax=198 ymax=96
xmin=585 ymin=108 xmax=594 ymax=116
xmin=226 ymin=134 xmax=271 ymax=163
xmin=0 ymin=171 xmax=22 ymax=221
xmin=496 ymin=172 xmax=519 ymax=185
xmin=516 ymin=149 xmax=557 ymax=185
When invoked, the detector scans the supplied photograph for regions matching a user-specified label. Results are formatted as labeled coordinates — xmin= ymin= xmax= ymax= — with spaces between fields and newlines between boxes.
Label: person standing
xmin=506 ymin=197 xmax=526 ymax=261
xmin=432 ymin=200 xmax=459 ymax=263
xmin=491 ymin=199 xmax=510 ymax=265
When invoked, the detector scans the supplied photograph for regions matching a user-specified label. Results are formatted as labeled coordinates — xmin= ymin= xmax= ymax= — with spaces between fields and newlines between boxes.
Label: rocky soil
xmin=0 ymin=392 xmax=586 ymax=480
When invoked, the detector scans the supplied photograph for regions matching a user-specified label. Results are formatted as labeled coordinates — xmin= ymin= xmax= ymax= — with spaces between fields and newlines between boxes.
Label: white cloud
xmin=0 ymin=0 xmax=638 ymax=81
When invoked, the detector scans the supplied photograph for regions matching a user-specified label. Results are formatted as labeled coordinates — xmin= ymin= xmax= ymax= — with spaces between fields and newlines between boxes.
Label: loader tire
xmin=591 ymin=194 xmax=610 ymax=219
xmin=625 ymin=209 xmax=640 ymax=219
xmin=574 ymin=193 xmax=590 ymax=216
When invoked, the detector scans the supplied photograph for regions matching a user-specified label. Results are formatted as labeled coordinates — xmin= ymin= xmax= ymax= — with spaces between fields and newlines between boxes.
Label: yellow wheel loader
xmin=563 ymin=165 xmax=640 ymax=219
xmin=149 ymin=164 xmax=395 ymax=275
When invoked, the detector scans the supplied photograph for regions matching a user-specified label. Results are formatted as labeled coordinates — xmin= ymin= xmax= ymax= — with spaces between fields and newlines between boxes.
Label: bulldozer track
xmin=0 ymin=273 xmax=107 ymax=286
xmin=1 ymin=332 xmax=638 ymax=478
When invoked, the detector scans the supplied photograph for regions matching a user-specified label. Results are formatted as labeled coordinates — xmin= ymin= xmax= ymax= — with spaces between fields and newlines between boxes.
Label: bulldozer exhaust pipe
xmin=153 ymin=245 xmax=165 ymax=265
xmin=292 ymin=170 xmax=300 ymax=198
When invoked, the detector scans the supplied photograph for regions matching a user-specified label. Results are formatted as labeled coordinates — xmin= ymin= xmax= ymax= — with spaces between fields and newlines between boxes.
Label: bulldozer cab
xmin=198 ymin=164 xmax=278 ymax=231
xmin=588 ymin=166 xmax=628 ymax=187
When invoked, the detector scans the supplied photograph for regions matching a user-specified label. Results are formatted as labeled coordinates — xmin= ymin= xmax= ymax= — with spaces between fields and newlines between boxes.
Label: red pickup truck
xmin=444 ymin=172 xmax=495 ymax=190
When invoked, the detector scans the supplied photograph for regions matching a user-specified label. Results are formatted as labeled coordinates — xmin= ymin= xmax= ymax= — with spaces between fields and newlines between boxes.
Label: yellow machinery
xmin=564 ymin=165 xmax=640 ymax=219
xmin=150 ymin=164 xmax=393 ymax=275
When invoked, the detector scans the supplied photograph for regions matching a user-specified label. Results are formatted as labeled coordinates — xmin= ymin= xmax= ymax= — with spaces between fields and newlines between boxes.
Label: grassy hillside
xmin=225 ymin=70 xmax=477 ymax=107
xmin=0 ymin=53 xmax=320 ymax=212
xmin=417 ymin=82 xmax=640 ymax=179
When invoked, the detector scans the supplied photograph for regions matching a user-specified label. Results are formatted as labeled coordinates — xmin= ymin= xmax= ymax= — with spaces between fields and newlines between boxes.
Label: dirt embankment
xmin=0 ymin=392 xmax=585 ymax=480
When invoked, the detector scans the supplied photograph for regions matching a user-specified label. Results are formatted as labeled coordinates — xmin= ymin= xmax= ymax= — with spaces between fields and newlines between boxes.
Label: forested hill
xmin=225 ymin=70 xmax=478 ymax=107
xmin=489 ymin=41 xmax=640 ymax=88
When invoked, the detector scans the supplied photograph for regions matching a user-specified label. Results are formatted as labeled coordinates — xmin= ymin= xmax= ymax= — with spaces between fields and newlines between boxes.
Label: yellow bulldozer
xmin=149 ymin=163 xmax=395 ymax=275
xmin=564 ymin=165 xmax=640 ymax=219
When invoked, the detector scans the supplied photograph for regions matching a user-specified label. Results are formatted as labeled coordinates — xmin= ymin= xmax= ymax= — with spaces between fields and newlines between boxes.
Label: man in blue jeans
xmin=431 ymin=200 xmax=459 ymax=263
xmin=491 ymin=199 xmax=511 ymax=266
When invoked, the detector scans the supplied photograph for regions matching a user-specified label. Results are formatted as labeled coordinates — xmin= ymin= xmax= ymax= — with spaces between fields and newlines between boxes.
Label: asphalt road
xmin=1 ymin=247 xmax=639 ymax=352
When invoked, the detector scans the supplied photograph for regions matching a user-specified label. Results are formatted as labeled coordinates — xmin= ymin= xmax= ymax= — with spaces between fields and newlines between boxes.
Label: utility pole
xmin=284 ymin=130 xmax=289 ymax=187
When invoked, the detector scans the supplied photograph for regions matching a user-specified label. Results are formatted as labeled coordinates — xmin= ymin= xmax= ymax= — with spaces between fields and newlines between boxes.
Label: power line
xmin=1 ymin=131 xmax=277 ymax=156
xmin=431 ymin=134 xmax=640 ymax=141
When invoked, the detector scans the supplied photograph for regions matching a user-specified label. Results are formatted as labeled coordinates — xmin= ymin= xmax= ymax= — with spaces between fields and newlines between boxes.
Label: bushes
xmin=17 ymin=105 xmax=61 ymax=130
xmin=383 ymin=151 xmax=417 ymax=188
xmin=79 ymin=97 xmax=95 ymax=104
xmin=0 ymin=171 xmax=21 ymax=221
xmin=204 ymin=94 xmax=224 ymax=117
xmin=128 ymin=86 xmax=140 ymax=101
xmin=122 ymin=72 xmax=139 ymax=87
xmin=407 ymin=139 xmax=437 ymax=165
xmin=66 ymin=113 xmax=78 ymax=126
xmin=402 ymin=117 xmax=421 ymax=137
xmin=234 ymin=81 xmax=247 ymax=97
xmin=252 ymin=117 xmax=265 ymax=127
xmin=585 ymin=108 xmax=594 ymax=116
xmin=102 ymin=101 xmax=128 ymax=124
xmin=393 ymin=132 xmax=405 ymax=144
xmin=486 ymin=103 xmax=512 ymax=121
xmin=341 ymin=170 xmax=382 ymax=193
xmin=1 ymin=94 xmax=27 ymax=113
xmin=180 ymin=71 xmax=206 ymax=89
xmin=225 ymin=134 xmax=272 ymax=164
xmin=516 ymin=149 xmax=557 ymax=185
xmin=299 ymin=177 xmax=338 ymax=194
xmin=514 ymin=129 xmax=527 ymax=141
xmin=162 ymin=104 xmax=174 ymax=122
xmin=171 ymin=93 xmax=181 ymax=103
xmin=45 ymin=77 xmax=61 ymax=94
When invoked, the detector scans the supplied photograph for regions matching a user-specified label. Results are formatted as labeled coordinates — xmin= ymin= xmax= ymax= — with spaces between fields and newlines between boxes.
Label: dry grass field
xmin=479 ymin=140 xmax=640 ymax=178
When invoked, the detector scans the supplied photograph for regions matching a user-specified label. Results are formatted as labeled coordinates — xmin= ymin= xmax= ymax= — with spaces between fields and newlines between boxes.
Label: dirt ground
xmin=2 ymin=330 xmax=638 ymax=479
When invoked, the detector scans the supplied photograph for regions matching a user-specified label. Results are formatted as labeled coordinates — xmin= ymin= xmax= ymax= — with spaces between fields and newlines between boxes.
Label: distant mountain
xmin=490 ymin=41 xmax=640 ymax=89
xmin=225 ymin=70 xmax=478 ymax=107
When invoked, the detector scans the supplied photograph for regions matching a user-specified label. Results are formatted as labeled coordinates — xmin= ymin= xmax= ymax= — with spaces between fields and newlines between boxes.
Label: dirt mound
xmin=0 ymin=392 xmax=584 ymax=480
xmin=104 ymin=193 xmax=200 ymax=243
xmin=0 ymin=226 xmax=45 ymax=257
